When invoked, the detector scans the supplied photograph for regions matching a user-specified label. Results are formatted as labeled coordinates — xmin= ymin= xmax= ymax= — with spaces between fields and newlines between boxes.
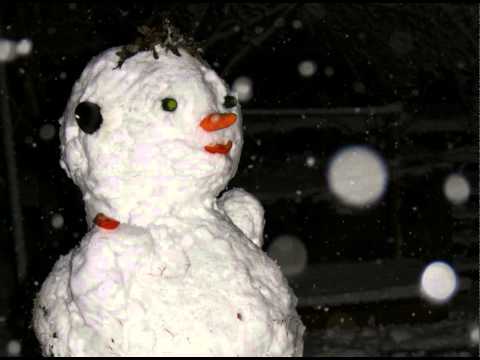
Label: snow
xmin=326 ymin=145 xmax=388 ymax=207
xmin=292 ymin=20 xmax=303 ymax=29
xmin=298 ymin=60 xmax=317 ymax=77
xmin=0 ymin=38 xmax=32 ymax=62
xmin=217 ymin=187 xmax=265 ymax=248
xmin=324 ymin=66 xmax=335 ymax=77
xmin=232 ymin=76 xmax=253 ymax=103
xmin=267 ymin=234 xmax=308 ymax=276
xmin=39 ymin=123 xmax=56 ymax=141
xmin=470 ymin=325 xmax=479 ymax=344
xmin=353 ymin=81 xmax=366 ymax=94
xmin=15 ymin=38 xmax=33 ymax=56
xmin=420 ymin=261 xmax=458 ymax=304
xmin=59 ymin=46 xmax=244 ymax=227
xmin=444 ymin=173 xmax=470 ymax=205
xmin=6 ymin=339 xmax=21 ymax=356
xmin=33 ymin=45 xmax=304 ymax=356
xmin=305 ymin=156 xmax=316 ymax=167
xmin=50 ymin=213 xmax=64 ymax=229
xmin=0 ymin=39 xmax=15 ymax=62
xmin=291 ymin=259 xmax=477 ymax=356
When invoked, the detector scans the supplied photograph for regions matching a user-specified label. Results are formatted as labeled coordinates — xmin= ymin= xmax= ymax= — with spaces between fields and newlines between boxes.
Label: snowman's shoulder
xmin=218 ymin=188 xmax=264 ymax=212
xmin=217 ymin=188 xmax=265 ymax=247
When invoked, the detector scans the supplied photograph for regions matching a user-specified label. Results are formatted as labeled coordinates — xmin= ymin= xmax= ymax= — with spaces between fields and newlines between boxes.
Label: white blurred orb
xmin=6 ymin=339 xmax=21 ymax=356
xmin=298 ymin=60 xmax=317 ymax=77
xmin=420 ymin=261 xmax=457 ymax=303
xmin=324 ymin=66 xmax=335 ymax=77
xmin=292 ymin=20 xmax=303 ymax=29
xmin=306 ymin=156 xmax=316 ymax=168
xmin=353 ymin=81 xmax=366 ymax=94
xmin=444 ymin=173 xmax=470 ymax=205
xmin=470 ymin=325 xmax=479 ymax=344
xmin=327 ymin=146 xmax=388 ymax=207
xmin=16 ymin=38 xmax=33 ymax=56
xmin=232 ymin=76 xmax=253 ymax=103
xmin=267 ymin=234 xmax=308 ymax=277
xmin=39 ymin=123 xmax=56 ymax=141
xmin=51 ymin=213 xmax=64 ymax=229
xmin=0 ymin=39 xmax=15 ymax=62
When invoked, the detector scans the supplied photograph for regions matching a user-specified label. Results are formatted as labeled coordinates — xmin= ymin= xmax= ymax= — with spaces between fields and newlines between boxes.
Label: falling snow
xmin=50 ymin=213 xmax=64 ymax=229
xmin=326 ymin=146 xmax=388 ymax=207
xmin=15 ymin=38 xmax=33 ymax=56
xmin=267 ymin=234 xmax=308 ymax=276
xmin=298 ymin=60 xmax=317 ymax=77
xmin=324 ymin=66 xmax=335 ymax=77
xmin=6 ymin=340 xmax=21 ymax=356
xmin=470 ymin=326 xmax=479 ymax=344
xmin=0 ymin=39 xmax=15 ymax=62
xmin=0 ymin=38 xmax=32 ymax=62
xmin=39 ymin=124 xmax=56 ymax=141
xmin=443 ymin=173 xmax=470 ymax=205
xmin=305 ymin=156 xmax=316 ymax=168
xmin=352 ymin=81 xmax=366 ymax=94
xmin=292 ymin=20 xmax=303 ymax=29
xmin=0 ymin=4 xmax=475 ymax=357
xmin=420 ymin=261 xmax=458 ymax=304
xmin=232 ymin=76 xmax=253 ymax=103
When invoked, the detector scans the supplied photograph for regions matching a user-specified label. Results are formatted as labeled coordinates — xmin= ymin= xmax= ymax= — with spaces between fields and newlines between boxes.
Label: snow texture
xmin=33 ymin=45 xmax=304 ymax=356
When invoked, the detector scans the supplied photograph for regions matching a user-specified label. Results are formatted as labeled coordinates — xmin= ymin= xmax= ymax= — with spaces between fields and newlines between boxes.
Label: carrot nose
xmin=200 ymin=113 xmax=237 ymax=132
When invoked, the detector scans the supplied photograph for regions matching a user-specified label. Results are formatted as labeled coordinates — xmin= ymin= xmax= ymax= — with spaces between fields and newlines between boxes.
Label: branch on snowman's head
xmin=115 ymin=17 xmax=204 ymax=68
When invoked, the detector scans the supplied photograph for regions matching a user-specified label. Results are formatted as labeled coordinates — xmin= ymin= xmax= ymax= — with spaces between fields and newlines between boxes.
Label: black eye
xmin=74 ymin=101 xmax=103 ymax=134
xmin=162 ymin=98 xmax=177 ymax=112
xmin=223 ymin=95 xmax=237 ymax=109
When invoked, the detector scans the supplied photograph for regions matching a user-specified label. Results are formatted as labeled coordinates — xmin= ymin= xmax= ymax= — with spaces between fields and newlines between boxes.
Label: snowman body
xmin=33 ymin=45 xmax=304 ymax=356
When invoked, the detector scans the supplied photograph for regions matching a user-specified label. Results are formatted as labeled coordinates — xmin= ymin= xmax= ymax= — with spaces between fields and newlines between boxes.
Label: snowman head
xmin=59 ymin=46 xmax=243 ymax=226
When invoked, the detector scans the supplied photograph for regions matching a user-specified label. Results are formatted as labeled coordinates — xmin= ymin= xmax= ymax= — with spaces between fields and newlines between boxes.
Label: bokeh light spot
xmin=420 ymin=261 xmax=457 ymax=304
xmin=444 ymin=173 xmax=470 ymax=205
xmin=327 ymin=146 xmax=388 ymax=207
xmin=267 ymin=234 xmax=308 ymax=277
xmin=232 ymin=76 xmax=253 ymax=103
xmin=298 ymin=60 xmax=317 ymax=77
xmin=51 ymin=213 xmax=64 ymax=229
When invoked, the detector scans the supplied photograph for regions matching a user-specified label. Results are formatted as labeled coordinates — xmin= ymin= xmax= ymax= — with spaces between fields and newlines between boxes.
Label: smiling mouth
xmin=204 ymin=140 xmax=233 ymax=154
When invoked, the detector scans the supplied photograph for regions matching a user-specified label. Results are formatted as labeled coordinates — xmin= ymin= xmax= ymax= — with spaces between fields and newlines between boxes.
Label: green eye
xmin=223 ymin=95 xmax=237 ymax=109
xmin=162 ymin=98 xmax=177 ymax=112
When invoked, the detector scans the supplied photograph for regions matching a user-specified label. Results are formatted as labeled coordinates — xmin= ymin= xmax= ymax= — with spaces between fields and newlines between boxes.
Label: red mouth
xmin=94 ymin=213 xmax=120 ymax=230
xmin=204 ymin=140 xmax=233 ymax=154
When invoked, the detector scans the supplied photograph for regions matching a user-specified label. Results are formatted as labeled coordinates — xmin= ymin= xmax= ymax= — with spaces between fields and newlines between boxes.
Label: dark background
xmin=0 ymin=2 xmax=477 ymax=356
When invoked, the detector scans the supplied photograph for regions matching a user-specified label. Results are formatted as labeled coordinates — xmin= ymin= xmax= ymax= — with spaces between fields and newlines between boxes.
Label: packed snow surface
xmin=33 ymin=45 xmax=304 ymax=356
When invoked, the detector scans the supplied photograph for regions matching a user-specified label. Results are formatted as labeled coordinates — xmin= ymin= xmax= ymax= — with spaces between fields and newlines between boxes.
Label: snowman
xmin=32 ymin=27 xmax=304 ymax=356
